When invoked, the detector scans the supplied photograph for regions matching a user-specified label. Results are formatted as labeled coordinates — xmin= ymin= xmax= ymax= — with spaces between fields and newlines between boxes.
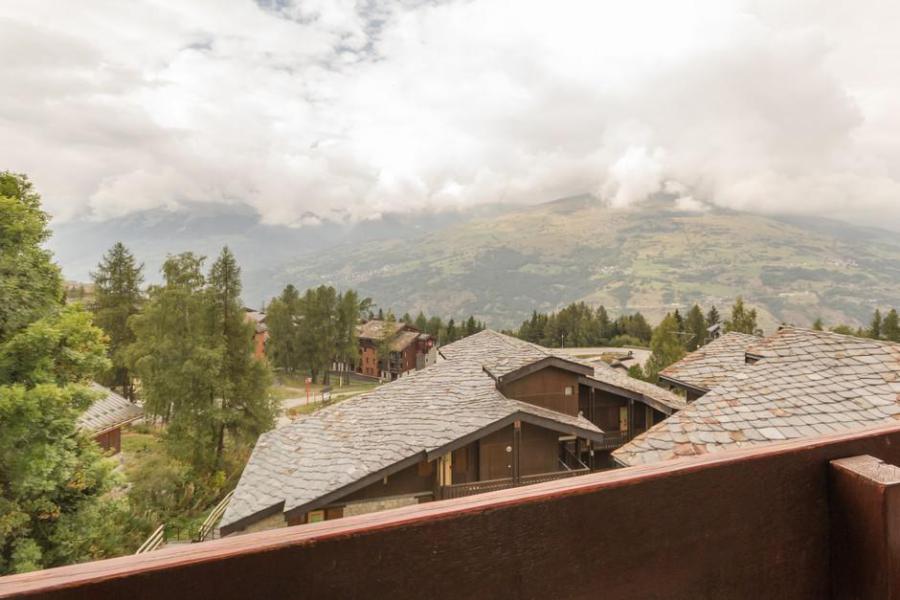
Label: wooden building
xmin=356 ymin=320 xmax=435 ymax=380
xmin=218 ymin=331 xmax=683 ymax=535
xmin=77 ymin=383 xmax=143 ymax=454
xmin=243 ymin=308 xmax=269 ymax=361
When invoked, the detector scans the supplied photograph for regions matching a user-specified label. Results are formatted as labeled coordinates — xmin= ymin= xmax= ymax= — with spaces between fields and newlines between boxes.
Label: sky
xmin=3 ymin=0 xmax=900 ymax=229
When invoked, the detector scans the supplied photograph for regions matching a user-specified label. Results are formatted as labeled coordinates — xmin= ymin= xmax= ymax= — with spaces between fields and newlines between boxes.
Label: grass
xmin=281 ymin=380 xmax=381 ymax=419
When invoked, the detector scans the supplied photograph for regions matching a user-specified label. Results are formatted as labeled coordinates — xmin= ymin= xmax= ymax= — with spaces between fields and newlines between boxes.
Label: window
xmin=308 ymin=510 xmax=325 ymax=523
xmin=564 ymin=386 xmax=573 ymax=396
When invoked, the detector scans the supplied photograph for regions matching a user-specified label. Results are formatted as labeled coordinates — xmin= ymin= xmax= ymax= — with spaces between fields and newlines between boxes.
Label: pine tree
xmin=812 ymin=317 xmax=824 ymax=331
xmin=375 ymin=312 xmax=397 ymax=378
xmin=446 ymin=318 xmax=457 ymax=343
xmin=414 ymin=311 xmax=428 ymax=332
xmin=883 ymin=309 xmax=900 ymax=342
xmin=265 ymin=285 xmax=302 ymax=373
xmin=685 ymin=304 xmax=707 ymax=351
xmin=298 ymin=286 xmax=339 ymax=383
xmin=205 ymin=247 xmax=275 ymax=469
xmin=724 ymin=297 xmax=759 ymax=335
xmin=91 ymin=242 xmax=144 ymax=399
xmin=870 ymin=309 xmax=883 ymax=340
xmin=706 ymin=305 xmax=720 ymax=327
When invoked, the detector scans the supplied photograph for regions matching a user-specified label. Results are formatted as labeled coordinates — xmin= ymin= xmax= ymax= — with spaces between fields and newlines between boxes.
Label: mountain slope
xmin=270 ymin=196 xmax=900 ymax=330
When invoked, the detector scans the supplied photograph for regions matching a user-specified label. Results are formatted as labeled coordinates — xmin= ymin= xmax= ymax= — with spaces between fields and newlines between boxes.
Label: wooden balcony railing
xmin=440 ymin=467 xmax=590 ymax=500
xmin=6 ymin=423 xmax=900 ymax=599
xmin=594 ymin=431 xmax=629 ymax=450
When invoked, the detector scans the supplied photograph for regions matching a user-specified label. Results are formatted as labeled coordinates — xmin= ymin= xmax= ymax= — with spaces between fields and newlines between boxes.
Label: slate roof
xmin=389 ymin=330 xmax=420 ymax=352
xmin=614 ymin=327 xmax=900 ymax=466
xmin=221 ymin=332 xmax=607 ymax=533
xmin=357 ymin=319 xmax=407 ymax=341
xmin=659 ymin=332 xmax=760 ymax=392
xmin=441 ymin=331 xmax=685 ymax=412
xmin=77 ymin=383 xmax=143 ymax=435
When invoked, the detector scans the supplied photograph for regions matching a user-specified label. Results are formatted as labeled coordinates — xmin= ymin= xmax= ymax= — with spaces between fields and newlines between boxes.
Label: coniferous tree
xmin=265 ymin=285 xmax=302 ymax=373
xmin=812 ymin=317 xmax=825 ymax=331
xmin=706 ymin=305 xmax=720 ymax=327
xmin=724 ymin=297 xmax=759 ymax=335
xmin=445 ymin=318 xmax=457 ymax=343
xmin=870 ymin=309 xmax=883 ymax=339
xmin=298 ymin=285 xmax=339 ymax=383
xmin=91 ymin=242 xmax=144 ymax=398
xmin=414 ymin=311 xmax=428 ymax=332
xmin=685 ymin=304 xmax=707 ymax=351
xmin=205 ymin=248 xmax=275 ymax=469
xmin=883 ymin=309 xmax=900 ymax=342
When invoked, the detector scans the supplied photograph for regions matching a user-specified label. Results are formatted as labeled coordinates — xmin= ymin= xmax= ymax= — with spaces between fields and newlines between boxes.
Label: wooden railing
xmin=196 ymin=490 xmax=234 ymax=542
xmin=8 ymin=423 xmax=900 ymax=599
xmin=440 ymin=467 xmax=590 ymax=500
xmin=594 ymin=431 xmax=629 ymax=450
xmin=134 ymin=524 xmax=165 ymax=555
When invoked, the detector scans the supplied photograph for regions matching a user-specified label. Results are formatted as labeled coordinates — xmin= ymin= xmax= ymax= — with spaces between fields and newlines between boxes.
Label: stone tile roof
xmin=389 ymin=330 xmax=420 ymax=352
xmin=357 ymin=319 xmax=407 ymax=341
xmin=614 ymin=327 xmax=900 ymax=466
xmin=221 ymin=333 xmax=605 ymax=532
xmin=77 ymin=383 xmax=143 ymax=435
xmin=442 ymin=331 xmax=685 ymax=412
xmin=659 ymin=332 xmax=760 ymax=392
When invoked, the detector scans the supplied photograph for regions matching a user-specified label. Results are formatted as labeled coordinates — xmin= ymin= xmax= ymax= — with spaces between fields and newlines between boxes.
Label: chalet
xmin=77 ymin=383 xmax=143 ymax=454
xmin=614 ymin=326 xmax=900 ymax=466
xmin=657 ymin=331 xmax=760 ymax=401
xmin=243 ymin=308 xmax=268 ymax=360
xmin=218 ymin=330 xmax=683 ymax=535
xmin=356 ymin=319 xmax=435 ymax=380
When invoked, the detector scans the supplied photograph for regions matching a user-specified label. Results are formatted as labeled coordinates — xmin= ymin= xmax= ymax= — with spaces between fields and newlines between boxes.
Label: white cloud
xmin=2 ymin=0 xmax=900 ymax=228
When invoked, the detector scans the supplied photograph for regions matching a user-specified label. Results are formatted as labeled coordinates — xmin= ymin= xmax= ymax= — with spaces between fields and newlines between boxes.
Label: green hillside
xmin=273 ymin=196 xmax=900 ymax=331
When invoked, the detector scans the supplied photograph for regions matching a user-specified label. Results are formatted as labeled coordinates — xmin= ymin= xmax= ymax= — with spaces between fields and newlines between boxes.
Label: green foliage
xmin=0 ymin=384 xmax=134 ymax=574
xmin=128 ymin=249 xmax=276 ymax=473
xmin=685 ymin=304 xmax=707 ymax=351
xmin=515 ymin=302 xmax=651 ymax=347
xmin=0 ymin=172 xmax=63 ymax=344
xmin=884 ymin=309 xmax=900 ymax=342
xmin=706 ymin=305 xmax=720 ymax=326
xmin=265 ymin=285 xmax=302 ymax=373
xmin=724 ymin=297 xmax=760 ymax=335
xmin=0 ymin=305 xmax=110 ymax=388
xmin=870 ymin=309 xmax=883 ymax=339
xmin=91 ymin=242 xmax=144 ymax=398
xmin=812 ymin=317 xmax=824 ymax=331
xmin=644 ymin=314 xmax=686 ymax=382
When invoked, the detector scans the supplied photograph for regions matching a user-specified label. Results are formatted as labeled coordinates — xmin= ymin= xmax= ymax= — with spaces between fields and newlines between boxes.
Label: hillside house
xmin=218 ymin=331 xmax=683 ymax=535
xmin=356 ymin=319 xmax=435 ymax=380
xmin=243 ymin=308 xmax=269 ymax=360
xmin=615 ymin=326 xmax=900 ymax=466
xmin=78 ymin=383 xmax=143 ymax=454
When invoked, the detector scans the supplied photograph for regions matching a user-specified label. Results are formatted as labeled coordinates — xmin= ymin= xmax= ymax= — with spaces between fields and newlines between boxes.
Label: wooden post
xmin=512 ymin=420 xmax=521 ymax=484
xmin=830 ymin=454 xmax=900 ymax=599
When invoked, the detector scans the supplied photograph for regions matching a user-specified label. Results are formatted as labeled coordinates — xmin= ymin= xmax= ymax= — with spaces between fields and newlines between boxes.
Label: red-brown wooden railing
xmin=5 ymin=423 xmax=900 ymax=599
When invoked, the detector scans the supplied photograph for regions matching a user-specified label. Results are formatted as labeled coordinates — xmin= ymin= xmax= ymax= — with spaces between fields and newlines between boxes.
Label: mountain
xmin=47 ymin=202 xmax=507 ymax=308
xmin=265 ymin=196 xmax=900 ymax=331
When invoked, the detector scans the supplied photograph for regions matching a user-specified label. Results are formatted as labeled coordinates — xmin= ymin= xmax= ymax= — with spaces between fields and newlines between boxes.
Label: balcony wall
xmin=4 ymin=423 xmax=900 ymax=599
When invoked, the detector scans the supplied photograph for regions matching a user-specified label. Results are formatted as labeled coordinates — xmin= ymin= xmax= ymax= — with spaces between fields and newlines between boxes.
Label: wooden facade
xmin=9 ymin=424 xmax=900 ymax=599
xmin=92 ymin=427 xmax=123 ymax=454
xmin=357 ymin=325 xmax=434 ymax=380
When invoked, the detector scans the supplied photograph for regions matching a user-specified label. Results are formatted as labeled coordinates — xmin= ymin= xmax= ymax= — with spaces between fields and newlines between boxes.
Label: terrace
xmin=3 ymin=423 xmax=900 ymax=599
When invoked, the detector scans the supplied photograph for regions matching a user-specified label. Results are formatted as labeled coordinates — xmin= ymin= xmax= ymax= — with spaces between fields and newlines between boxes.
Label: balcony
xmin=4 ymin=423 xmax=900 ymax=599
xmin=440 ymin=467 xmax=590 ymax=500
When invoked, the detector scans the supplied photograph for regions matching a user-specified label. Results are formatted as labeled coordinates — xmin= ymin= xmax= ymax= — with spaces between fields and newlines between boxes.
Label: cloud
xmin=2 ymin=0 xmax=900 ymax=228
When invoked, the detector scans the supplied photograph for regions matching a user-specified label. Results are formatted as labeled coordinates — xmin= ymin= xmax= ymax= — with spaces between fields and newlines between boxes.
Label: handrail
xmin=196 ymin=490 xmax=234 ymax=542
xmin=135 ymin=524 xmax=165 ymax=555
